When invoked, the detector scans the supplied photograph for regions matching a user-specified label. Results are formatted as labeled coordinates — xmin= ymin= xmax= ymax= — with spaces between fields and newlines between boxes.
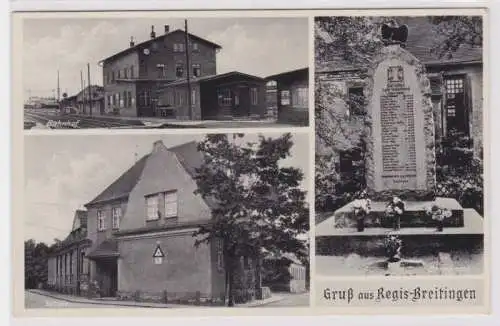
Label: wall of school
xmin=116 ymin=231 xmax=216 ymax=301
xmin=119 ymin=144 xmax=212 ymax=231
xmin=86 ymin=199 xmax=128 ymax=252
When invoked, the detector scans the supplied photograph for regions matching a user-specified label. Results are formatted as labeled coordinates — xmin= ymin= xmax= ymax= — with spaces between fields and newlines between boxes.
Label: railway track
xmin=24 ymin=112 xmax=145 ymax=129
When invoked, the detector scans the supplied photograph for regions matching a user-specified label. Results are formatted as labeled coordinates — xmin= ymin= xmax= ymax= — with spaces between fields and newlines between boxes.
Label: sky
xmin=24 ymin=132 xmax=310 ymax=244
xmin=22 ymin=17 xmax=308 ymax=99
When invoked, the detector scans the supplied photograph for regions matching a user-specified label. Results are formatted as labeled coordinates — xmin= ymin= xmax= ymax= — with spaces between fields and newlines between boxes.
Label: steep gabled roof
xmin=72 ymin=209 xmax=88 ymax=231
xmin=168 ymin=141 xmax=218 ymax=209
xmin=101 ymin=29 xmax=222 ymax=64
xmin=168 ymin=141 xmax=203 ymax=178
xmin=84 ymin=140 xmax=216 ymax=209
xmin=85 ymin=154 xmax=150 ymax=206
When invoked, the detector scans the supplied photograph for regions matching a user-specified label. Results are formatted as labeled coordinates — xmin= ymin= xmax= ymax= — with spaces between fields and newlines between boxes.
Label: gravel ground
xmin=316 ymin=251 xmax=484 ymax=276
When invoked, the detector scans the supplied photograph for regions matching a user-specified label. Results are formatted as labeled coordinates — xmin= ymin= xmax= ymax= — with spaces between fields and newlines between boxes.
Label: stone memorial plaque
xmin=365 ymin=45 xmax=436 ymax=200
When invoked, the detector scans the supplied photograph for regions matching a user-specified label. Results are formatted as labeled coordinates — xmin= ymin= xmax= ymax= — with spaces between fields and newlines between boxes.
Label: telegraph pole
xmin=80 ymin=70 xmax=85 ymax=114
xmin=57 ymin=70 xmax=60 ymax=103
xmin=87 ymin=63 xmax=92 ymax=116
xmin=184 ymin=19 xmax=193 ymax=120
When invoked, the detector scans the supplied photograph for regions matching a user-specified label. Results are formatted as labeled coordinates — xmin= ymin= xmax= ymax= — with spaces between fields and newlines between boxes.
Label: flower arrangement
xmin=385 ymin=196 xmax=405 ymax=230
xmin=425 ymin=204 xmax=452 ymax=231
xmin=352 ymin=198 xmax=371 ymax=217
xmin=351 ymin=197 xmax=371 ymax=232
xmin=384 ymin=235 xmax=403 ymax=263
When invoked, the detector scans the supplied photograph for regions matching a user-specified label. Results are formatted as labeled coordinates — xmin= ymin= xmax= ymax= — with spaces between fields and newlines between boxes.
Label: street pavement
xmin=25 ymin=290 xmax=309 ymax=308
xmin=259 ymin=292 xmax=310 ymax=307
xmin=25 ymin=291 xmax=119 ymax=308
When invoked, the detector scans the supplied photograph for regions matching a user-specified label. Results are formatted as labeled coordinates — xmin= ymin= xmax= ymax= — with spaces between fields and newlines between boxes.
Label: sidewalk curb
xmin=28 ymin=290 xmax=286 ymax=308
xmin=28 ymin=290 xmax=171 ymax=308
xmin=238 ymin=296 xmax=285 ymax=307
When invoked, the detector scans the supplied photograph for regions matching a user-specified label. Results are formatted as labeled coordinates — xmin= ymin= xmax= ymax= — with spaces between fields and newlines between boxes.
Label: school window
xmin=157 ymin=64 xmax=167 ymax=78
xmin=168 ymin=91 xmax=174 ymax=106
xmin=145 ymin=194 xmax=159 ymax=221
xmin=217 ymin=88 xmax=232 ymax=106
xmin=280 ymin=90 xmax=291 ymax=106
xmin=69 ymin=252 xmax=73 ymax=275
xmin=97 ymin=210 xmax=106 ymax=231
xmin=192 ymin=64 xmax=201 ymax=77
xmin=348 ymin=87 xmax=365 ymax=116
xmin=176 ymin=64 xmax=184 ymax=78
xmin=164 ymin=191 xmax=178 ymax=218
xmin=140 ymin=90 xmax=151 ymax=106
xmin=216 ymin=239 xmax=224 ymax=271
xmin=250 ymin=88 xmax=258 ymax=105
xmin=123 ymin=91 xmax=128 ymax=108
xmin=191 ymin=89 xmax=197 ymax=105
xmin=112 ymin=207 xmax=121 ymax=229
xmin=127 ymin=91 xmax=132 ymax=107
xmin=80 ymin=252 xmax=85 ymax=274
xmin=192 ymin=42 xmax=199 ymax=51
xmin=176 ymin=90 xmax=184 ymax=106
xmin=292 ymin=87 xmax=309 ymax=108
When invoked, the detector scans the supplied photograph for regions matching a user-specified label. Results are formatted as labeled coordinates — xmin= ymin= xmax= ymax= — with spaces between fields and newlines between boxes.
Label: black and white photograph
xmin=22 ymin=16 xmax=309 ymax=129
xmin=23 ymin=132 xmax=310 ymax=308
xmin=314 ymin=16 xmax=484 ymax=276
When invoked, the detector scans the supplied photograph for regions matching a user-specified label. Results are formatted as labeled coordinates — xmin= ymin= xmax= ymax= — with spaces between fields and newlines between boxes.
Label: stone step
xmin=316 ymin=233 xmax=483 ymax=257
xmin=333 ymin=197 xmax=464 ymax=229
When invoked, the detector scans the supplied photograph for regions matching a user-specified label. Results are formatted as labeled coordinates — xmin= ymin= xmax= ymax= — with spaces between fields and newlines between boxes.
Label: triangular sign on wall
xmin=152 ymin=245 xmax=165 ymax=258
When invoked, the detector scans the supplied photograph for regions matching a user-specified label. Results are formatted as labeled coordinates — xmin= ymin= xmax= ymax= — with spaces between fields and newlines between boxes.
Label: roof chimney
xmin=164 ymin=25 xmax=170 ymax=34
xmin=152 ymin=140 xmax=167 ymax=153
xmin=150 ymin=25 xmax=156 ymax=39
xmin=130 ymin=36 xmax=135 ymax=47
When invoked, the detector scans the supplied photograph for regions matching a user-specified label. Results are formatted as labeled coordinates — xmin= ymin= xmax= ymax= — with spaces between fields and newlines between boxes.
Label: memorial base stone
xmin=333 ymin=197 xmax=465 ymax=229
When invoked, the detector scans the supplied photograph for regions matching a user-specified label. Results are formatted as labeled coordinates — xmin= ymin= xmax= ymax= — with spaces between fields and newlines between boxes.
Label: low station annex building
xmin=46 ymin=140 xmax=307 ymax=304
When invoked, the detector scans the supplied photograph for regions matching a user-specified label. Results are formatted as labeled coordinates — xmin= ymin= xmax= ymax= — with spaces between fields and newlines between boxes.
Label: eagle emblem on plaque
xmin=387 ymin=65 xmax=404 ymax=83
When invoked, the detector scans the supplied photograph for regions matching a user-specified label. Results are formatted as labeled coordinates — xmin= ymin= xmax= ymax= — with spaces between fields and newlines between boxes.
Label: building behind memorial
xmin=316 ymin=16 xmax=483 ymax=173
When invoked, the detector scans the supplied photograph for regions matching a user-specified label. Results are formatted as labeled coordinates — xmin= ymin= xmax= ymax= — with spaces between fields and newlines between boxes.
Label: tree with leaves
xmin=193 ymin=133 xmax=308 ymax=307
xmin=25 ymin=239 xmax=51 ymax=289
xmin=429 ymin=16 xmax=482 ymax=59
